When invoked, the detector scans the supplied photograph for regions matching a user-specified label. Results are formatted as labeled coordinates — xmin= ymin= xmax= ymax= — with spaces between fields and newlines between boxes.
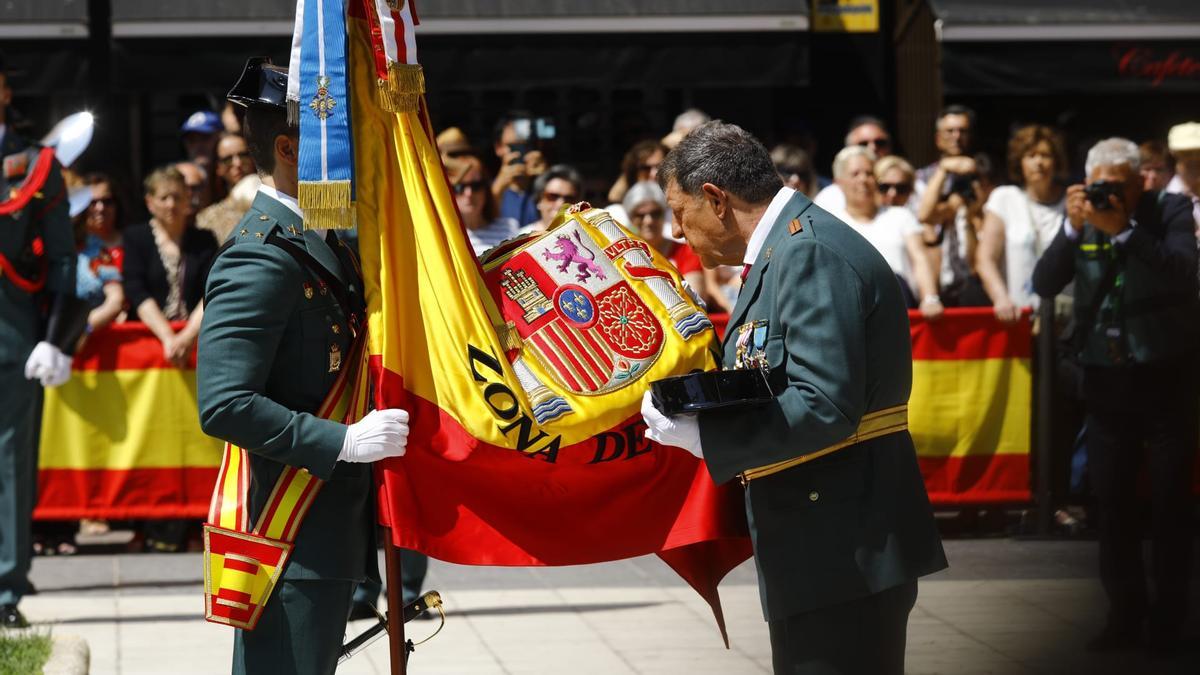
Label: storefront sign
xmin=812 ymin=0 xmax=879 ymax=33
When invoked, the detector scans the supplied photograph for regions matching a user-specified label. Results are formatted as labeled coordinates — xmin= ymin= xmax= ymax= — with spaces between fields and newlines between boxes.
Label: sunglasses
xmin=90 ymin=197 xmax=117 ymax=208
xmin=453 ymin=180 xmax=488 ymax=195
xmin=541 ymin=192 xmax=578 ymax=203
xmin=218 ymin=151 xmax=252 ymax=167
xmin=858 ymin=138 xmax=891 ymax=150
xmin=878 ymin=182 xmax=912 ymax=195
xmin=637 ymin=163 xmax=660 ymax=173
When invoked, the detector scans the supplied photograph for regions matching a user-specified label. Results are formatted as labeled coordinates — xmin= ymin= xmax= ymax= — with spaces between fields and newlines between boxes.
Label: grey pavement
xmin=17 ymin=538 xmax=1200 ymax=674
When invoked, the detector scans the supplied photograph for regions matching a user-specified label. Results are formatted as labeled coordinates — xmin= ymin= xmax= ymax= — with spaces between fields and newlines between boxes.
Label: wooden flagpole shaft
xmin=385 ymin=534 xmax=407 ymax=674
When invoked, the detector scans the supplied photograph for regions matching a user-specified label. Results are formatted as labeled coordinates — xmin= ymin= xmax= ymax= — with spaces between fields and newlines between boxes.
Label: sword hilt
xmin=339 ymin=591 xmax=444 ymax=663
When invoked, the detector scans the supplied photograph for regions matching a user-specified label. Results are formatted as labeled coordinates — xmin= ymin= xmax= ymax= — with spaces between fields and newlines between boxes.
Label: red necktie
xmin=740 ymin=264 xmax=753 ymax=282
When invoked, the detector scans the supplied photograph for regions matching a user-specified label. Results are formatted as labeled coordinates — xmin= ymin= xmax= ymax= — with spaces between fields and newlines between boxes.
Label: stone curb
xmin=43 ymin=633 xmax=89 ymax=675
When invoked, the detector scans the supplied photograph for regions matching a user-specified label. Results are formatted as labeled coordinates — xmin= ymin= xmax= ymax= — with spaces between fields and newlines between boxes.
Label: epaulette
xmin=229 ymin=209 xmax=304 ymax=245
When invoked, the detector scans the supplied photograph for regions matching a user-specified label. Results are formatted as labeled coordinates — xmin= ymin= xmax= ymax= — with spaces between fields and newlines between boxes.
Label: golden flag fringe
xmin=377 ymin=63 xmax=425 ymax=113
xmin=297 ymin=181 xmax=356 ymax=230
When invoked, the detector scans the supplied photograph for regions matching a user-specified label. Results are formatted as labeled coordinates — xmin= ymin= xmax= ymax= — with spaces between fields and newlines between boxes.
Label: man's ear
xmin=700 ymin=183 xmax=727 ymax=219
xmin=275 ymin=133 xmax=298 ymax=169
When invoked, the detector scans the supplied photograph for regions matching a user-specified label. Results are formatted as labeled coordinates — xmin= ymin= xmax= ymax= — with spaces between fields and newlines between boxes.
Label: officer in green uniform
xmin=197 ymin=58 xmax=409 ymax=675
xmin=642 ymin=122 xmax=947 ymax=674
xmin=0 ymin=54 xmax=85 ymax=628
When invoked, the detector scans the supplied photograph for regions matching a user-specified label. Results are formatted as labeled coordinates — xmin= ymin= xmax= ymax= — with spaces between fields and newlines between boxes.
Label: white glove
xmin=339 ymin=409 xmax=410 ymax=463
xmin=640 ymin=391 xmax=703 ymax=459
xmin=42 ymin=351 xmax=73 ymax=388
xmin=25 ymin=342 xmax=71 ymax=387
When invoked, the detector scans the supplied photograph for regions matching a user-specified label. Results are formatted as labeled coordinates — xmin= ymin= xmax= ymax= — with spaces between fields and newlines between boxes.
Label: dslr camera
xmin=1085 ymin=180 xmax=1123 ymax=211
xmin=940 ymin=172 xmax=978 ymax=202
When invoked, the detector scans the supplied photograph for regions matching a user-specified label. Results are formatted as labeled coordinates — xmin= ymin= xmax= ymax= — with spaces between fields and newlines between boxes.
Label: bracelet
xmin=921 ymin=294 xmax=941 ymax=305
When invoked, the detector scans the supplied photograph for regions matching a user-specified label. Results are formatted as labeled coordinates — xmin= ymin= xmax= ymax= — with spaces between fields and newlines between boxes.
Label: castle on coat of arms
xmin=501 ymin=269 xmax=553 ymax=324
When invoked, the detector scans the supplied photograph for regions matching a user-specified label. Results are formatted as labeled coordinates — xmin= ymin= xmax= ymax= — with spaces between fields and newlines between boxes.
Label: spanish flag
xmin=342 ymin=0 xmax=751 ymax=639
xmin=908 ymin=309 xmax=1032 ymax=504
xmin=37 ymin=323 xmax=221 ymax=520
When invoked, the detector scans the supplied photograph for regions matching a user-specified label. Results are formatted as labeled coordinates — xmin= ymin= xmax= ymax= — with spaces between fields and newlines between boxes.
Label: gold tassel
xmin=298 ymin=181 xmax=352 ymax=210
xmin=286 ymin=99 xmax=301 ymax=127
xmin=377 ymin=64 xmax=424 ymax=112
xmin=298 ymin=181 xmax=355 ymax=230
xmin=302 ymin=206 xmax=357 ymax=231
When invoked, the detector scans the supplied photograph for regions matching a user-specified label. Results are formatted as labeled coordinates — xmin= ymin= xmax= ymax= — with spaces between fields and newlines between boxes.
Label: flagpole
xmin=385 ymin=534 xmax=407 ymax=673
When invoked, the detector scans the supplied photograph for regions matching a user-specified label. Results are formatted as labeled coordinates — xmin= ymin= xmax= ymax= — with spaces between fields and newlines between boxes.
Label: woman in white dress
xmin=830 ymin=145 xmax=940 ymax=315
xmin=976 ymin=125 xmax=1069 ymax=322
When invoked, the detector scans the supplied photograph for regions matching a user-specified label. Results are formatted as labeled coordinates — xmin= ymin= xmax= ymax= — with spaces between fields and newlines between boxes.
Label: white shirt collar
xmin=256 ymin=184 xmax=327 ymax=238
xmin=743 ymin=187 xmax=796 ymax=266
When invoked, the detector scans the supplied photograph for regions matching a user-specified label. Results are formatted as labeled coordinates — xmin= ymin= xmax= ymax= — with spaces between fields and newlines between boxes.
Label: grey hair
xmin=657 ymin=120 xmax=783 ymax=204
xmin=832 ymin=145 xmax=877 ymax=180
xmin=622 ymin=180 xmax=667 ymax=214
xmin=1085 ymin=137 xmax=1140 ymax=175
xmin=672 ymin=108 xmax=711 ymax=133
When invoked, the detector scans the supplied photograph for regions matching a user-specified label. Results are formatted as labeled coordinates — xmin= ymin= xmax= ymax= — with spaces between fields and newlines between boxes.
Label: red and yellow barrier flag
xmin=908 ymin=309 xmax=1032 ymax=504
xmin=346 ymin=1 xmax=750 ymax=640
xmin=37 ymin=323 xmax=221 ymax=520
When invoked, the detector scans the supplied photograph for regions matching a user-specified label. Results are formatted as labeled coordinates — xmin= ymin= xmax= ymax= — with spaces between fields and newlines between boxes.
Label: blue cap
xmin=180 ymin=110 xmax=222 ymax=135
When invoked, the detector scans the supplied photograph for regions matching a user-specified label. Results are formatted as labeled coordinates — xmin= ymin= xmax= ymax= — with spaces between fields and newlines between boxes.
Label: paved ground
xmin=15 ymin=538 xmax=1200 ymax=674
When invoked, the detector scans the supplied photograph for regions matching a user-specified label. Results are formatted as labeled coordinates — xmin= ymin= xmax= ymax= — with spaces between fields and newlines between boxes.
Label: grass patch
xmin=0 ymin=629 xmax=53 ymax=675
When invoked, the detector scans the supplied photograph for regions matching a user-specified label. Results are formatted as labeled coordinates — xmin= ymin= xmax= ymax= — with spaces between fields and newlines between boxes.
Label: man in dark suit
xmin=197 ymin=58 xmax=409 ymax=675
xmin=641 ymin=121 xmax=946 ymax=674
xmin=1033 ymin=137 xmax=1199 ymax=654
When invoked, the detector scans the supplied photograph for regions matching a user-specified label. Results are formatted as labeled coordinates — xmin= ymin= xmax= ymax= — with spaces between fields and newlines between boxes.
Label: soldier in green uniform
xmin=197 ymin=58 xmax=409 ymax=675
xmin=0 ymin=54 xmax=86 ymax=628
xmin=642 ymin=121 xmax=947 ymax=674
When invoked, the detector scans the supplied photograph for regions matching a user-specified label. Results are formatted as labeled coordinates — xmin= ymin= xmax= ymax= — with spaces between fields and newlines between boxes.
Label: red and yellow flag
xmin=346 ymin=1 xmax=750 ymax=635
xmin=908 ymin=309 xmax=1033 ymax=504
xmin=37 ymin=323 xmax=221 ymax=520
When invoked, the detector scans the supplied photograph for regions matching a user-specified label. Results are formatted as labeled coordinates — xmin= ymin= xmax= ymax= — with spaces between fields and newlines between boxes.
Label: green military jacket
xmin=197 ymin=191 xmax=375 ymax=583
xmin=698 ymin=191 xmax=947 ymax=620
xmin=0 ymin=139 xmax=76 ymax=365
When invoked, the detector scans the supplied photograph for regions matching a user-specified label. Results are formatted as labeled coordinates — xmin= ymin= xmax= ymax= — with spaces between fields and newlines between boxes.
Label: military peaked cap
xmin=228 ymin=57 xmax=289 ymax=112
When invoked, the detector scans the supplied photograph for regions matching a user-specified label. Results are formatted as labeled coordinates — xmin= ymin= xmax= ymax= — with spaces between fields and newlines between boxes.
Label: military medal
xmin=734 ymin=320 xmax=770 ymax=371
xmin=303 ymin=282 xmax=314 ymax=300
xmin=328 ymin=343 xmax=342 ymax=372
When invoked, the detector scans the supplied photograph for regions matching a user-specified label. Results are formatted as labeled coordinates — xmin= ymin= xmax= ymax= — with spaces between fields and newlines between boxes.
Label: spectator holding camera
xmin=976 ymin=125 xmax=1068 ymax=321
xmin=915 ymin=105 xmax=976 ymax=200
xmin=917 ymin=154 xmax=991 ymax=307
xmin=1032 ymin=138 xmax=1199 ymax=654
xmin=492 ymin=114 xmax=547 ymax=227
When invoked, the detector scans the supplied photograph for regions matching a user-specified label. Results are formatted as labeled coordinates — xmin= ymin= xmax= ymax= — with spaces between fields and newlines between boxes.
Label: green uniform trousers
xmin=232 ymin=579 xmax=355 ymax=675
xmin=768 ymin=580 xmax=917 ymax=675
xmin=0 ymin=363 xmax=38 ymax=606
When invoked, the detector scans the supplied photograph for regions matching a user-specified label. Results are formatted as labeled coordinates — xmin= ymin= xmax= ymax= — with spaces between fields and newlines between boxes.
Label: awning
xmin=931 ymin=0 xmax=1200 ymax=95
xmin=0 ymin=0 xmax=88 ymax=38
xmin=110 ymin=0 xmax=807 ymax=37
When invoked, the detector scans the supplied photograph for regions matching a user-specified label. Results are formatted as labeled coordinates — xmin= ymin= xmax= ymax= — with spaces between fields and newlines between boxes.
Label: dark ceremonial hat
xmin=650 ymin=369 xmax=774 ymax=416
xmin=228 ymin=57 xmax=289 ymax=111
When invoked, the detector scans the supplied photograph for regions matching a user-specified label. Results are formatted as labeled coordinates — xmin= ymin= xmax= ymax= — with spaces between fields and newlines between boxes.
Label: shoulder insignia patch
xmin=3 ymin=153 xmax=28 ymax=180
xmin=788 ymin=218 xmax=803 ymax=235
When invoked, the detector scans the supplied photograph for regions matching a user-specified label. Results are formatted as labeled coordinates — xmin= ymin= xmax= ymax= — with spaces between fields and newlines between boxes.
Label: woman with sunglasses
xmin=831 ymin=146 xmax=940 ymax=316
xmin=449 ymin=155 xmax=519 ymax=255
xmin=526 ymin=164 xmax=583 ymax=234
xmin=77 ymin=173 xmax=127 ymax=334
